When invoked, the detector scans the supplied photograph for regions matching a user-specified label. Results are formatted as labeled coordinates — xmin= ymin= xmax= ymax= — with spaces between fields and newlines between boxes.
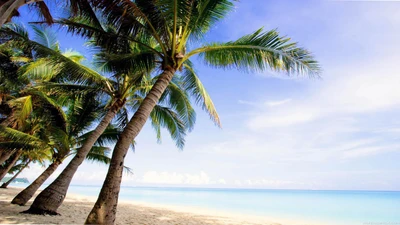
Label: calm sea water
xmin=9 ymin=183 xmax=400 ymax=224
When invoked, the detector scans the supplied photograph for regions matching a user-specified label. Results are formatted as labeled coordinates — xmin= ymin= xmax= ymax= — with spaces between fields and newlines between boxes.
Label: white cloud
xmin=246 ymin=58 xmax=400 ymax=130
xmin=265 ymin=98 xmax=292 ymax=107
xmin=234 ymin=180 xmax=242 ymax=186
xmin=342 ymin=144 xmax=400 ymax=159
xmin=238 ymin=98 xmax=292 ymax=109
xmin=139 ymin=171 xmax=211 ymax=185
xmin=140 ymin=171 xmax=185 ymax=185
xmin=185 ymin=171 xmax=210 ymax=185
xmin=218 ymin=179 xmax=227 ymax=184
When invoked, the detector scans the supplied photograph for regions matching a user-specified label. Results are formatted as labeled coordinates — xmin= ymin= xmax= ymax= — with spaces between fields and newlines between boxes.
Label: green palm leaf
xmin=185 ymin=28 xmax=320 ymax=75
xmin=150 ymin=105 xmax=187 ymax=149
xmin=181 ymin=62 xmax=220 ymax=127
xmin=85 ymin=146 xmax=111 ymax=165
xmin=0 ymin=125 xmax=46 ymax=149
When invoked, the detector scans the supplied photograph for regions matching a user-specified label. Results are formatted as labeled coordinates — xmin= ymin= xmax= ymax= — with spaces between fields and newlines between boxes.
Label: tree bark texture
xmin=0 ymin=149 xmax=22 ymax=181
xmin=11 ymin=160 xmax=60 ymax=207
xmin=85 ymin=68 xmax=176 ymax=225
xmin=0 ymin=160 xmax=30 ymax=188
xmin=27 ymin=107 xmax=119 ymax=214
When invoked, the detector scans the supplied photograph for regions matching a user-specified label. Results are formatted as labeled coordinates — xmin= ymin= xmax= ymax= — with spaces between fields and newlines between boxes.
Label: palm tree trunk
xmin=85 ymin=68 xmax=176 ymax=225
xmin=11 ymin=160 xmax=61 ymax=207
xmin=0 ymin=160 xmax=31 ymax=188
xmin=0 ymin=149 xmax=16 ymax=165
xmin=26 ymin=106 xmax=120 ymax=215
xmin=0 ymin=149 xmax=22 ymax=181
xmin=0 ymin=0 xmax=25 ymax=26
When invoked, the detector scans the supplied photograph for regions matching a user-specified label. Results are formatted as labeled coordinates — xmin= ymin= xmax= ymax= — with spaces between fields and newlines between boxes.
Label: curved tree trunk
xmin=11 ymin=160 xmax=61 ymax=207
xmin=0 ymin=0 xmax=25 ymax=26
xmin=85 ymin=68 xmax=176 ymax=225
xmin=0 ymin=149 xmax=16 ymax=165
xmin=0 ymin=149 xmax=22 ymax=181
xmin=0 ymin=160 xmax=30 ymax=188
xmin=26 ymin=106 xmax=120 ymax=215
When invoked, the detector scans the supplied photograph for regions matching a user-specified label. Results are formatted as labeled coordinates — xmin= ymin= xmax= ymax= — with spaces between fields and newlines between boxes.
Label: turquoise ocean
xmin=9 ymin=183 xmax=400 ymax=224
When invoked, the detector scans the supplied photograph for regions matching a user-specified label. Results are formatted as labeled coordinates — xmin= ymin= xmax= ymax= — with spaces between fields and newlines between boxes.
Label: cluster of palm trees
xmin=0 ymin=0 xmax=320 ymax=224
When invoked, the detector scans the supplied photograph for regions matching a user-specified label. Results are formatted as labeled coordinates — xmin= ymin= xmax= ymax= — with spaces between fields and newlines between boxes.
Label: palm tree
xmin=8 ymin=92 xmax=117 ymax=206
xmin=0 ymin=160 xmax=31 ymax=188
xmin=0 ymin=141 xmax=51 ymax=188
xmin=0 ymin=150 xmax=23 ymax=180
xmin=54 ymin=1 xmax=320 ymax=224
xmin=0 ymin=37 xmax=31 ymax=165
xmin=0 ymin=25 xmax=123 ymax=205
xmin=0 ymin=23 xmax=201 ymax=213
xmin=0 ymin=44 xmax=58 ymax=179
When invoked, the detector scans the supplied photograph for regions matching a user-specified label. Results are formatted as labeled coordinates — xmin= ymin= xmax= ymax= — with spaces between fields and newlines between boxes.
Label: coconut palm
xmin=0 ymin=117 xmax=47 ymax=181
xmin=0 ymin=39 xmax=61 ymax=177
xmin=0 ymin=160 xmax=31 ymax=188
xmin=0 ymin=138 xmax=51 ymax=188
xmin=0 ymin=35 xmax=31 ymax=164
xmin=54 ymin=1 xmax=320 ymax=223
xmin=0 ymin=23 xmax=201 ymax=214
xmin=8 ymin=91 xmax=119 ymax=206
xmin=0 ymin=150 xmax=23 ymax=180
xmin=0 ymin=24 xmax=120 ymax=205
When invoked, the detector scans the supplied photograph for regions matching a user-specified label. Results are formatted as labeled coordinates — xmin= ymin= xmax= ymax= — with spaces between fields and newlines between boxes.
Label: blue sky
xmin=16 ymin=0 xmax=400 ymax=191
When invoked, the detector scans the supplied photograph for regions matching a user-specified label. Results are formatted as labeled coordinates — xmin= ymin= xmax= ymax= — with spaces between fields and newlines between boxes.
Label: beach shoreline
xmin=0 ymin=187 xmax=330 ymax=225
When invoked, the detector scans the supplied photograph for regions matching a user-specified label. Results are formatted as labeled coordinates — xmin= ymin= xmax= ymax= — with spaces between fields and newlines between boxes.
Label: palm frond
xmin=150 ymin=105 xmax=187 ymax=149
xmin=185 ymin=28 xmax=321 ymax=76
xmin=34 ymin=82 xmax=104 ymax=97
xmin=32 ymin=26 xmax=58 ymax=51
xmin=95 ymin=50 xmax=156 ymax=75
xmin=30 ymin=1 xmax=54 ymax=24
xmin=6 ymin=95 xmax=32 ymax=126
xmin=55 ymin=18 xmax=160 ymax=56
xmin=66 ymin=93 xmax=101 ymax=137
xmin=0 ymin=125 xmax=45 ymax=149
xmin=23 ymin=88 xmax=68 ymax=132
xmin=85 ymin=146 xmax=111 ymax=164
xmin=0 ymin=25 xmax=108 ymax=85
xmin=163 ymin=77 xmax=196 ymax=131
xmin=182 ymin=62 xmax=220 ymax=126
xmin=79 ymin=124 xmax=122 ymax=147
xmin=19 ymin=58 xmax=61 ymax=81
xmin=115 ymin=107 xmax=129 ymax=129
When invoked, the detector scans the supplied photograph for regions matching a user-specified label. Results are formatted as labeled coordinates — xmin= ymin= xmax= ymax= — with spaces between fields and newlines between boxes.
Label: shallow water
xmin=9 ymin=183 xmax=400 ymax=224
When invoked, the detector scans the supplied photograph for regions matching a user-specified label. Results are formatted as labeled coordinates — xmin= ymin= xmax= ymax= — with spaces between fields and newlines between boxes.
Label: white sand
xmin=0 ymin=187 xmax=325 ymax=225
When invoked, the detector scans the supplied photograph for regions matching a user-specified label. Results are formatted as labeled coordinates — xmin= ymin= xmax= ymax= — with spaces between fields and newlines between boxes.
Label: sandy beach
xmin=0 ymin=187 xmax=288 ymax=225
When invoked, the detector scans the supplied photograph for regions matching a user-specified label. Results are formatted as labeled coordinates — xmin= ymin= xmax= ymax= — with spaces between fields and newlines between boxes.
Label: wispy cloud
xmin=265 ymin=98 xmax=292 ymax=107
xmin=139 ymin=171 xmax=211 ymax=185
xmin=238 ymin=98 xmax=292 ymax=109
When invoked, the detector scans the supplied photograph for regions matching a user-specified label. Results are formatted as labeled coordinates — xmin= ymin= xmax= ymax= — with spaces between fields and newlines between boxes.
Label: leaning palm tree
xmin=0 ymin=37 xmax=32 ymax=165
xmin=0 ymin=138 xmax=51 ymax=188
xmin=0 ymin=160 xmax=31 ymax=188
xmin=0 ymin=150 xmax=23 ymax=180
xmin=9 ymin=92 xmax=116 ymax=206
xmin=0 ymin=23 xmax=201 ymax=213
xmin=54 ymin=1 xmax=320 ymax=224
xmin=0 ymin=118 xmax=47 ymax=181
